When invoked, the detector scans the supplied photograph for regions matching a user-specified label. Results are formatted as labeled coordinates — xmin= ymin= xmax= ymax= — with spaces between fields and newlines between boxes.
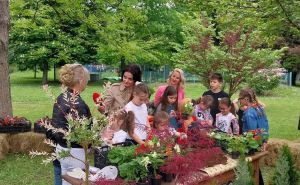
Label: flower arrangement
xmin=159 ymin=127 xmax=227 ymax=183
xmin=181 ymin=98 xmax=193 ymax=116
xmin=0 ymin=115 xmax=31 ymax=133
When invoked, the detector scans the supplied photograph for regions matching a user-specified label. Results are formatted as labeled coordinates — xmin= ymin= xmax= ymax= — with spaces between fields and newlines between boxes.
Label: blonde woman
xmin=51 ymin=63 xmax=91 ymax=185
xmin=154 ymin=68 xmax=185 ymax=108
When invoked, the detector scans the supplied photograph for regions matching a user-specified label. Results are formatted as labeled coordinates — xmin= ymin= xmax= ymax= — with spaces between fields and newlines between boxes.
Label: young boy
xmin=202 ymin=73 xmax=229 ymax=126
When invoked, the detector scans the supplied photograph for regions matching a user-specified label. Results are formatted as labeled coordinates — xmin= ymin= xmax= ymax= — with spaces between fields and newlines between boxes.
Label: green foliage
xmin=233 ymin=157 xmax=254 ymax=185
xmin=174 ymin=17 xmax=284 ymax=97
xmin=272 ymin=145 xmax=299 ymax=185
xmin=281 ymin=145 xmax=299 ymax=185
xmin=247 ymin=73 xmax=281 ymax=95
xmin=227 ymin=137 xmax=247 ymax=155
xmin=108 ymin=145 xmax=136 ymax=165
xmin=118 ymin=156 xmax=148 ymax=182
xmin=272 ymin=151 xmax=291 ymax=185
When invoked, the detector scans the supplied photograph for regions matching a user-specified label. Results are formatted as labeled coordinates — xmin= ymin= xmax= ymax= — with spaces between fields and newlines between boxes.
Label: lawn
xmin=1 ymin=69 xmax=299 ymax=185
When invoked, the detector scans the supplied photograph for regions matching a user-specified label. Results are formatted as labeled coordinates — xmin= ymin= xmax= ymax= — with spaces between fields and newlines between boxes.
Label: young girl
xmin=153 ymin=111 xmax=186 ymax=138
xmin=238 ymin=88 xmax=269 ymax=135
xmin=215 ymin=98 xmax=239 ymax=135
xmin=125 ymin=82 xmax=150 ymax=144
xmin=155 ymin=86 xmax=179 ymax=129
xmin=193 ymin=95 xmax=214 ymax=127
xmin=102 ymin=109 xmax=135 ymax=144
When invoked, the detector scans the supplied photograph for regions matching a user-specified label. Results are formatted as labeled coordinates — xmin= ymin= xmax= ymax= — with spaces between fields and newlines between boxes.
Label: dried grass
xmin=9 ymin=132 xmax=52 ymax=154
xmin=263 ymin=138 xmax=300 ymax=170
xmin=0 ymin=134 xmax=9 ymax=160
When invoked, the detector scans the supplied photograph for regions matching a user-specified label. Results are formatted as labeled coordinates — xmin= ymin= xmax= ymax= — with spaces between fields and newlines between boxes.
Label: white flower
xmin=141 ymin=156 xmax=151 ymax=169
xmin=174 ymin=144 xmax=181 ymax=154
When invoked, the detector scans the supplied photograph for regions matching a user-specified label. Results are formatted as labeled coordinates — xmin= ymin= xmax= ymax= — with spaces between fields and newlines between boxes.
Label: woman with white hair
xmin=51 ymin=63 xmax=91 ymax=185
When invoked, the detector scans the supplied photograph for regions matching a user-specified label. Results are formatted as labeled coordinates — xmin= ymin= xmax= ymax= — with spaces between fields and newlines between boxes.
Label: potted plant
xmin=227 ymin=136 xmax=246 ymax=159
xmin=0 ymin=115 xmax=31 ymax=133
xmin=244 ymin=132 xmax=260 ymax=155
xmin=34 ymin=116 xmax=51 ymax=133
xmin=210 ymin=131 xmax=231 ymax=152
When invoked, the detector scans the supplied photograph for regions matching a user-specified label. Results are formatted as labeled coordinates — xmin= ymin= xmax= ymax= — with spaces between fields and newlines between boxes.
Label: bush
xmin=233 ymin=157 xmax=254 ymax=185
xmin=247 ymin=73 xmax=280 ymax=95
xmin=272 ymin=145 xmax=299 ymax=185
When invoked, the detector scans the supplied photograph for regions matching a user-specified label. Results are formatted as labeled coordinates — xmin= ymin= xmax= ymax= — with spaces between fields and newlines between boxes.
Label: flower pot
xmin=161 ymin=172 xmax=173 ymax=182
xmin=150 ymin=175 xmax=162 ymax=185
xmin=137 ymin=179 xmax=149 ymax=185
xmin=231 ymin=151 xmax=240 ymax=159
xmin=247 ymin=148 xmax=257 ymax=156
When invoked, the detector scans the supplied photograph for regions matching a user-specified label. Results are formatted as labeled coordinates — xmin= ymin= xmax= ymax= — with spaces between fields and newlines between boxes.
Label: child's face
xmin=219 ymin=104 xmax=230 ymax=115
xmin=157 ymin=119 xmax=169 ymax=130
xmin=132 ymin=92 xmax=148 ymax=106
xmin=238 ymin=96 xmax=248 ymax=106
xmin=167 ymin=95 xmax=177 ymax=104
xmin=210 ymin=79 xmax=222 ymax=91
xmin=199 ymin=102 xmax=209 ymax=110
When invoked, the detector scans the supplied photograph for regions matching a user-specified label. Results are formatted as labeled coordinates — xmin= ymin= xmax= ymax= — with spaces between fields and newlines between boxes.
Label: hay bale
xmin=0 ymin=134 xmax=9 ymax=160
xmin=9 ymin=132 xmax=52 ymax=154
xmin=263 ymin=138 xmax=300 ymax=170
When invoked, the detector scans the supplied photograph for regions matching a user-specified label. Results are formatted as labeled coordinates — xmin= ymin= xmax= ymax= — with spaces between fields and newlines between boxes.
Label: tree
xmin=0 ymin=0 xmax=13 ymax=117
xmin=175 ymin=17 xmax=284 ymax=97
xmin=9 ymin=0 xmax=100 ymax=84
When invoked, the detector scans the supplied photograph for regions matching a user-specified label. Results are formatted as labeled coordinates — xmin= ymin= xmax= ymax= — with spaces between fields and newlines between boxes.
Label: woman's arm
xmin=154 ymin=86 xmax=166 ymax=107
xmin=130 ymin=133 xmax=145 ymax=145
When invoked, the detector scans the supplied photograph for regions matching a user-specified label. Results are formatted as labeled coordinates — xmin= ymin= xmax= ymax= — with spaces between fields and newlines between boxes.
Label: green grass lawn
xmin=1 ymin=70 xmax=300 ymax=185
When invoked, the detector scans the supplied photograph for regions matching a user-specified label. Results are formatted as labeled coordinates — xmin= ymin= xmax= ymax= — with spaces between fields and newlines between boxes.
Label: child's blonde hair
xmin=153 ymin=111 xmax=169 ymax=129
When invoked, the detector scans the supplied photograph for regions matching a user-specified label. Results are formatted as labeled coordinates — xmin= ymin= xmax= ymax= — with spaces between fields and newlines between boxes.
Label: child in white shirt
xmin=125 ymin=82 xmax=150 ymax=144
xmin=215 ymin=98 xmax=239 ymax=135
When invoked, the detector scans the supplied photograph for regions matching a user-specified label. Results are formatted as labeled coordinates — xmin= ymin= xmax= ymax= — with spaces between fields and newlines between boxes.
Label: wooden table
xmin=162 ymin=151 xmax=268 ymax=185
xmin=64 ymin=151 xmax=268 ymax=185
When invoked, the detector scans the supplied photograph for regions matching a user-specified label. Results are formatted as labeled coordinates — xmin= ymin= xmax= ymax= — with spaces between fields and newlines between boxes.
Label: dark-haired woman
xmin=103 ymin=64 xmax=142 ymax=115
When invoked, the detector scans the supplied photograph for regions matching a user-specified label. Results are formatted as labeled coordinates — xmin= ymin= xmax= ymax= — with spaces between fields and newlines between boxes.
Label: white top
xmin=215 ymin=112 xmax=238 ymax=134
xmin=125 ymin=101 xmax=148 ymax=140
xmin=111 ymin=130 xmax=128 ymax=144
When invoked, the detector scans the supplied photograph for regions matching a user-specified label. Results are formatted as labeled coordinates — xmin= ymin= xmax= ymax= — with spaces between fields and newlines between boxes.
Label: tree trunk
xmin=0 ymin=0 xmax=13 ymax=117
xmin=119 ymin=56 xmax=126 ymax=77
xmin=34 ymin=64 xmax=37 ymax=79
xmin=292 ymin=71 xmax=297 ymax=86
xmin=42 ymin=61 xmax=48 ymax=85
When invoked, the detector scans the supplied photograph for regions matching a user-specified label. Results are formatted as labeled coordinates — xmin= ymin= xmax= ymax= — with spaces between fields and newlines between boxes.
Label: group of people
xmin=48 ymin=63 xmax=269 ymax=185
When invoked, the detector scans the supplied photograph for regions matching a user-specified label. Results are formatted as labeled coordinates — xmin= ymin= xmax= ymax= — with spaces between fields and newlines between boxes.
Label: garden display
xmin=103 ymin=127 xmax=228 ymax=184
xmin=210 ymin=128 xmax=269 ymax=158
xmin=0 ymin=115 xmax=31 ymax=133
xmin=33 ymin=116 xmax=52 ymax=133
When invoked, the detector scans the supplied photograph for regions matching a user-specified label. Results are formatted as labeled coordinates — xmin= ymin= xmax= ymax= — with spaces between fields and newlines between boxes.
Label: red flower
xmin=134 ymin=144 xmax=149 ymax=156
xmin=93 ymin=92 xmax=101 ymax=103
xmin=192 ymin=116 xmax=197 ymax=122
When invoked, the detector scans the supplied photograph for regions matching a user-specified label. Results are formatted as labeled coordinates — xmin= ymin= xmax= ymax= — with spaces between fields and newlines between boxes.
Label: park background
xmin=0 ymin=0 xmax=300 ymax=184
